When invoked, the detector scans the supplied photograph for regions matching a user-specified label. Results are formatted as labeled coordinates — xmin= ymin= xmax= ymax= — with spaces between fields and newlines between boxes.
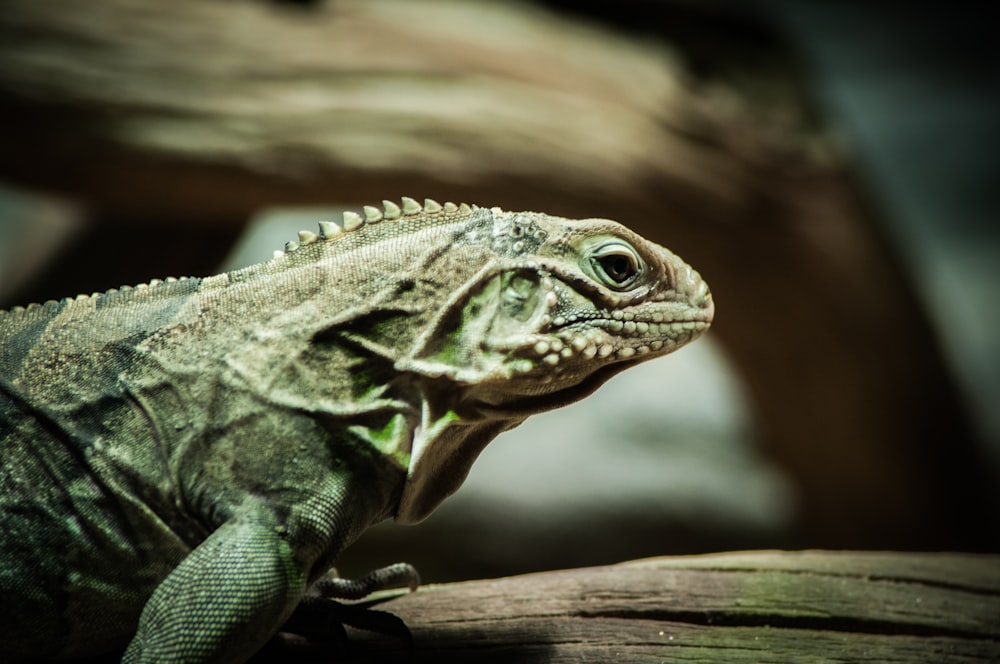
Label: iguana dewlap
xmin=0 ymin=198 xmax=713 ymax=662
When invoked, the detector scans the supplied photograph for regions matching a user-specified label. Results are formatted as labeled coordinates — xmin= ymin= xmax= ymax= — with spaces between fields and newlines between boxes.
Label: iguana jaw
xmin=514 ymin=290 xmax=713 ymax=374
xmin=393 ymin=297 xmax=713 ymax=525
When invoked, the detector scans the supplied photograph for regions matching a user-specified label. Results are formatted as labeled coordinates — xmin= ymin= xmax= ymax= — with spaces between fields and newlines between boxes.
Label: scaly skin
xmin=0 ymin=198 xmax=713 ymax=662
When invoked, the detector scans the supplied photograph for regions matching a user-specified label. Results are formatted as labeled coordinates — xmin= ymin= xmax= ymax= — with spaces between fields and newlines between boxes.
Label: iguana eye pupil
xmin=601 ymin=254 xmax=634 ymax=282
xmin=592 ymin=247 xmax=640 ymax=288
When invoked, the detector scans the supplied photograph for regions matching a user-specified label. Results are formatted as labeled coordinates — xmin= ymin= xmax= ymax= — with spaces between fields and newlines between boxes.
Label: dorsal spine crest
xmin=280 ymin=198 xmax=476 ymax=257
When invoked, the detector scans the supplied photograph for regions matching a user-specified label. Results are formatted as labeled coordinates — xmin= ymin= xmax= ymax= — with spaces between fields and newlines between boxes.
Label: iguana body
xmin=0 ymin=198 xmax=713 ymax=662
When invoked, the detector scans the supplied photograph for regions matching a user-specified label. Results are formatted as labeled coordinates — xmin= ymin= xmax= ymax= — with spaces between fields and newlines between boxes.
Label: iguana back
xmin=0 ymin=198 xmax=713 ymax=662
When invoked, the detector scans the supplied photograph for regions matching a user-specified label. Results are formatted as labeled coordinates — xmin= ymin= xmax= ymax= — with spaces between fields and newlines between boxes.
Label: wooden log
xmin=271 ymin=551 xmax=1000 ymax=663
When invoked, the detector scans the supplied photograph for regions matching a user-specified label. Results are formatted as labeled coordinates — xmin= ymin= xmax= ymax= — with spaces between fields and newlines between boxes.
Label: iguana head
xmin=280 ymin=199 xmax=713 ymax=523
xmin=401 ymin=207 xmax=713 ymax=407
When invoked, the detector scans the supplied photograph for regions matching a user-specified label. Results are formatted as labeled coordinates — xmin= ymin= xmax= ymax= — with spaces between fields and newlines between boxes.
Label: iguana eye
xmin=591 ymin=243 xmax=642 ymax=289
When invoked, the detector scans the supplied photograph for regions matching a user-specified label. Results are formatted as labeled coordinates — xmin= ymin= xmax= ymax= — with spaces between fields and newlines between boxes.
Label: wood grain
xmin=328 ymin=551 xmax=1000 ymax=663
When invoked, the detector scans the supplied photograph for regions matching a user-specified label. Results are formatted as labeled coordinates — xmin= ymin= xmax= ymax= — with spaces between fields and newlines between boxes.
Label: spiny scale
xmin=382 ymin=200 xmax=402 ymax=220
xmin=317 ymin=221 xmax=342 ymax=239
xmin=280 ymin=197 xmax=473 ymax=256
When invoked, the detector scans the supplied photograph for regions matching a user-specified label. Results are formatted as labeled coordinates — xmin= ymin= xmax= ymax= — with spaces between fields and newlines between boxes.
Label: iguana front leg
xmin=124 ymin=513 xmax=307 ymax=664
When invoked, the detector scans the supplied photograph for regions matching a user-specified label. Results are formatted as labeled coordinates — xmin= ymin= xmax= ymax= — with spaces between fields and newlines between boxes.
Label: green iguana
xmin=0 ymin=198 xmax=714 ymax=662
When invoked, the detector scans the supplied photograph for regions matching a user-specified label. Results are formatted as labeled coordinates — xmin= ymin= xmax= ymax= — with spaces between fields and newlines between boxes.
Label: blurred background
xmin=1 ymin=0 xmax=996 ymax=583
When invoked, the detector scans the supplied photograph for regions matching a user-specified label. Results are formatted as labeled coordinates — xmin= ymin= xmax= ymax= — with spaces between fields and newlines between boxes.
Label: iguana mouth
xmin=520 ymin=283 xmax=714 ymax=367
xmin=528 ymin=316 xmax=711 ymax=366
xmin=555 ymin=311 xmax=712 ymax=335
